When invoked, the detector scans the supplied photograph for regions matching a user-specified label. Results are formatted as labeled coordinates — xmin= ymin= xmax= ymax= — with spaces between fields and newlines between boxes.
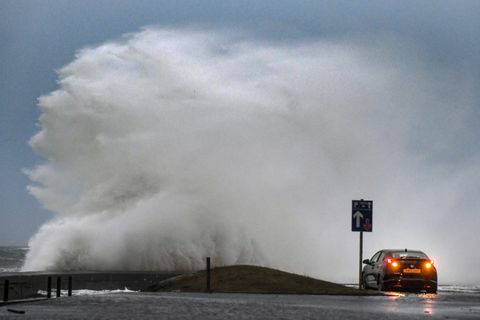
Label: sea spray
xmin=22 ymin=29 xmax=476 ymax=282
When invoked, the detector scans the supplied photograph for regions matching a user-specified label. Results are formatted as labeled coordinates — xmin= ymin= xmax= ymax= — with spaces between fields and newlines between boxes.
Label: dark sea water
xmin=0 ymin=246 xmax=28 ymax=272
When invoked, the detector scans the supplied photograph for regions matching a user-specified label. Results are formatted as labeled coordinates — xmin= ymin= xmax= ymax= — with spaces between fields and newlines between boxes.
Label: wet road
xmin=0 ymin=291 xmax=479 ymax=319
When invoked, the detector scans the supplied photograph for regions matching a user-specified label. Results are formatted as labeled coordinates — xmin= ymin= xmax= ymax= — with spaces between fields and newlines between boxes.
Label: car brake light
xmin=425 ymin=262 xmax=432 ymax=269
xmin=386 ymin=258 xmax=398 ymax=268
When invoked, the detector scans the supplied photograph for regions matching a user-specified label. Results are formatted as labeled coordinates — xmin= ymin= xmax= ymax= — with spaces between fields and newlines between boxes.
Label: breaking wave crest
xmin=22 ymin=29 xmax=478 ymax=282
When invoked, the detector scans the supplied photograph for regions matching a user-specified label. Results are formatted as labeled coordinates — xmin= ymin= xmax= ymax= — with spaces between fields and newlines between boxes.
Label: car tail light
xmin=425 ymin=261 xmax=432 ymax=269
xmin=386 ymin=258 xmax=399 ymax=268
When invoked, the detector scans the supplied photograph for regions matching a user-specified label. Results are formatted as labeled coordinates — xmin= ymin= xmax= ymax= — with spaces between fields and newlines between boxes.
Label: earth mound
xmin=146 ymin=265 xmax=379 ymax=295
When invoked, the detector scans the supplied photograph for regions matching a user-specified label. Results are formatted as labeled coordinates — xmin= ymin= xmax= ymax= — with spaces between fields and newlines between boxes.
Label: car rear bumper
xmin=384 ymin=277 xmax=437 ymax=292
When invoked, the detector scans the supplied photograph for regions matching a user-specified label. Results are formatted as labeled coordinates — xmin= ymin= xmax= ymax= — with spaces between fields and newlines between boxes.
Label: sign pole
xmin=352 ymin=199 xmax=372 ymax=290
xmin=359 ymin=231 xmax=363 ymax=289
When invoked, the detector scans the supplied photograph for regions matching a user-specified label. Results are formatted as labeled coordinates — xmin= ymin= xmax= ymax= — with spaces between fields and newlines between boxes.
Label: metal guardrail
xmin=0 ymin=271 xmax=182 ymax=302
xmin=2 ymin=276 xmax=73 ymax=302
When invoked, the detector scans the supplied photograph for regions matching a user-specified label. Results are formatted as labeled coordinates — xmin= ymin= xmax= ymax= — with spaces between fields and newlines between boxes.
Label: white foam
xmin=37 ymin=287 xmax=138 ymax=296
xmin=438 ymin=285 xmax=480 ymax=294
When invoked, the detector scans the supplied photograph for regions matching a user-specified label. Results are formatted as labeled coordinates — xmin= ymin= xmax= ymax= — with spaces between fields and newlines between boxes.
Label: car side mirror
xmin=362 ymin=259 xmax=371 ymax=265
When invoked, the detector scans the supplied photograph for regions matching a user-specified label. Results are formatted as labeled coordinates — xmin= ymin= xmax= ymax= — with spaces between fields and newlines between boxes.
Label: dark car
xmin=362 ymin=249 xmax=437 ymax=293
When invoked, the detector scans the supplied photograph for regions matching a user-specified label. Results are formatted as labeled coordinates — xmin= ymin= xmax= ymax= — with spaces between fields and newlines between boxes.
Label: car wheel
xmin=362 ymin=273 xmax=369 ymax=289
xmin=377 ymin=276 xmax=388 ymax=292
xmin=426 ymin=286 xmax=437 ymax=294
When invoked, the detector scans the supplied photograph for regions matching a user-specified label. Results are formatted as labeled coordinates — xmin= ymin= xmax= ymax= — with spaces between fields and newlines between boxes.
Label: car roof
xmin=382 ymin=249 xmax=425 ymax=253
xmin=381 ymin=249 xmax=428 ymax=257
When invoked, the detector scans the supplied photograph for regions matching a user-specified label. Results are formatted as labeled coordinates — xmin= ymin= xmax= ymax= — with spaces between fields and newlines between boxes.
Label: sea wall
xmin=0 ymin=271 xmax=180 ymax=300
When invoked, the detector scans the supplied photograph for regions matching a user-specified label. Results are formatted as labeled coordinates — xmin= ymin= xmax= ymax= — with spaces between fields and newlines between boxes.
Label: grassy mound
xmin=146 ymin=265 xmax=378 ymax=295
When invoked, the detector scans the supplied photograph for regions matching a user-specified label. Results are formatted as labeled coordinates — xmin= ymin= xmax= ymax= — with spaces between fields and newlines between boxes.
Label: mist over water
xmin=23 ymin=29 xmax=479 ymax=283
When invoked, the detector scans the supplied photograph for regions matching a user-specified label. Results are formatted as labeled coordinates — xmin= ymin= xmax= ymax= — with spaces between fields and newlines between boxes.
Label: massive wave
xmin=22 ymin=29 xmax=478 ymax=282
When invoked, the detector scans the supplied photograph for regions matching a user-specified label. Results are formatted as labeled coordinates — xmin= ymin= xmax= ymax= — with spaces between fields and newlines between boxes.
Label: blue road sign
xmin=352 ymin=200 xmax=373 ymax=232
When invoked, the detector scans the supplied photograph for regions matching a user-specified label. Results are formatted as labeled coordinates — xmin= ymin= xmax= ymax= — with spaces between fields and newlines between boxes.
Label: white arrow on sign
xmin=353 ymin=211 xmax=364 ymax=228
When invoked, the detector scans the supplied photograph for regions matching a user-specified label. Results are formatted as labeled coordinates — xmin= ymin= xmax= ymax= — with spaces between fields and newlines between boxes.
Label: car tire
xmin=426 ymin=286 xmax=437 ymax=294
xmin=377 ymin=276 xmax=388 ymax=292
xmin=362 ymin=273 xmax=369 ymax=289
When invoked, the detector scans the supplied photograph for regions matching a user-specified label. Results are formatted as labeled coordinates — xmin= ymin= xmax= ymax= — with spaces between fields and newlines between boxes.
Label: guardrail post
xmin=3 ymin=279 xmax=9 ymax=302
xmin=206 ymin=257 xmax=211 ymax=293
xmin=47 ymin=276 xmax=52 ymax=298
xmin=68 ymin=276 xmax=72 ymax=296
xmin=56 ymin=277 xmax=61 ymax=297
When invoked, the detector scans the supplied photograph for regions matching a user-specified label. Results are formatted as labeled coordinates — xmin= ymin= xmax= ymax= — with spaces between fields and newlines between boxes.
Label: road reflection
xmin=419 ymin=293 xmax=437 ymax=315
xmin=385 ymin=291 xmax=405 ymax=299
xmin=384 ymin=291 xmax=438 ymax=315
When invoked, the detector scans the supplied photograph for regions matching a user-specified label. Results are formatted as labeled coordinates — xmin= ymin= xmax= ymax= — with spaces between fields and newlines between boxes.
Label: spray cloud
xmin=23 ymin=28 xmax=479 ymax=283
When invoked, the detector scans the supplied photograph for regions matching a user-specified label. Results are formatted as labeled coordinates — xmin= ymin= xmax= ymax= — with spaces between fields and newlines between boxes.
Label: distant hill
xmin=146 ymin=265 xmax=380 ymax=295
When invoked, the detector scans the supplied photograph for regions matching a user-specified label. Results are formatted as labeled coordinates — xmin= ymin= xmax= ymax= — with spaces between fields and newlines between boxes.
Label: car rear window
xmin=390 ymin=251 xmax=428 ymax=259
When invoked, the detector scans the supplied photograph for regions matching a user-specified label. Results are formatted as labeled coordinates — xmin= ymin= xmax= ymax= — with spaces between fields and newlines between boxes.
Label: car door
xmin=364 ymin=251 xmax=382 ymax=288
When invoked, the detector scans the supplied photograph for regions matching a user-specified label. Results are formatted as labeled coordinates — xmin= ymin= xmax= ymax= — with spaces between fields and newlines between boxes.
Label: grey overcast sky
xmin=1 ymin=0 xmax=480 ymax=282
